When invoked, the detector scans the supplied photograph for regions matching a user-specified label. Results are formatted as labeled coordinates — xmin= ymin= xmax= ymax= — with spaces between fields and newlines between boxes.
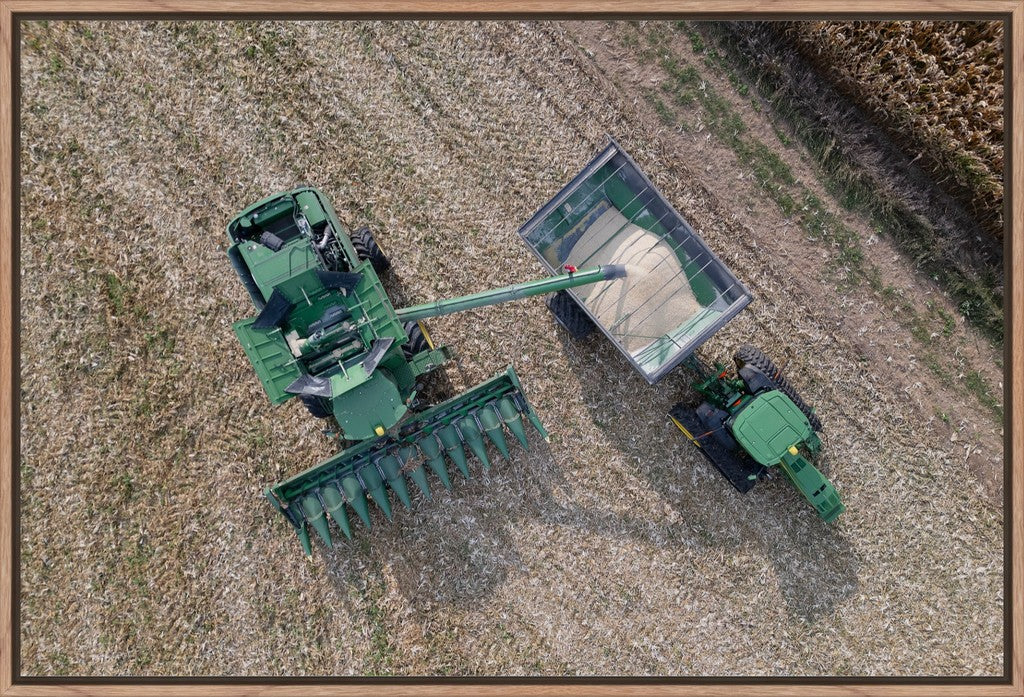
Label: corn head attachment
xmin=265 ymin=366 xmax=545 ymax=555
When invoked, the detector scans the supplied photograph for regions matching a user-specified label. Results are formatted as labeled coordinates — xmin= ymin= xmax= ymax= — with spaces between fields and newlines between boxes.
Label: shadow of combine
xmin=310 ymin=260 xmax=536 ymax=607
xmin=317 ymin=440 xmax=561 ymax=611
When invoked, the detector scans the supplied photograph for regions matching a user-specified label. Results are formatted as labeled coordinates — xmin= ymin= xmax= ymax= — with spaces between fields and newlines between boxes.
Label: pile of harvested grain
xmin=564 ymin=205 xmax=698 ymax=353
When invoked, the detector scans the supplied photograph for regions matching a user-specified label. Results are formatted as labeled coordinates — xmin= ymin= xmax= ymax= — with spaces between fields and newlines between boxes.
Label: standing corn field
xmin=783 ymin=21 xmax=1004 ymax=242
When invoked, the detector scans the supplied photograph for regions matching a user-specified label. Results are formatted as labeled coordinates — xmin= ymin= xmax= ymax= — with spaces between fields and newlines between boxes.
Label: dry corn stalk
xmin=784 ymin=21 xmax=1003 ymax=239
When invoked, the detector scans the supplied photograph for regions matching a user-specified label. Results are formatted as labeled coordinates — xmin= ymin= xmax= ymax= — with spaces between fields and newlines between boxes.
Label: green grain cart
xmin=227 ymin=186 xmax=624 ymax=555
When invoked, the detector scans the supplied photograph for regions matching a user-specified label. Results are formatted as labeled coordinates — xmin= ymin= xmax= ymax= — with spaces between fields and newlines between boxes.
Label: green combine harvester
xmin=227 ymin=139 xmax=843 ymax=556
xmin=226 ymin=186 xmax=624 ymax=555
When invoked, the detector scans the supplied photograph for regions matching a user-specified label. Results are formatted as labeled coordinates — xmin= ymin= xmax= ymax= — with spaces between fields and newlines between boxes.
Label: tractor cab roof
xmin=730 ymin=390 xmax=814 ymax=466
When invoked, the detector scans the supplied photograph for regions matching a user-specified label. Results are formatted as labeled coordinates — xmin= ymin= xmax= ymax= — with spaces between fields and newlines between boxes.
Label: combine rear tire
xmin=546 ymin=291 xmax=595 ymax=340
xmin=403 ymin=321 xmax=429 ymax=359
xmin=300 ymin=395 xmax=332 ymax=419
xmin=733 ymin=344 xmax=823 ymax=432
xmin=351 ymin=226 xmax=391 ymax=274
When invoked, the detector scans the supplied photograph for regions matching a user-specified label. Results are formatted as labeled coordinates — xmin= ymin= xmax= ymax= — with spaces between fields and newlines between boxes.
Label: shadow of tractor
xmin=315 ymin=303 xmax=857 ymax=626
xmin=551 ymin=327 xmax=861 ymax=624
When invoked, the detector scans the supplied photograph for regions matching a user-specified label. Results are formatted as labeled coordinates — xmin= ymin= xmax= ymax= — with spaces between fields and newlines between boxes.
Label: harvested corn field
xmin=19 ymin=20 xmax=1004 ymax=677
xmin=782 ymin=21 xmax=1004 ymax=241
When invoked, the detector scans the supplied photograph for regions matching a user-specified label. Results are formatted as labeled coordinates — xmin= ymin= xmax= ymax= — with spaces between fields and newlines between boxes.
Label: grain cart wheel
xmin=733 ymin=344 xmax=823 ymax=432
xmin=546 ymin=290 xmax=595 ymax=340
xmin=300 ymin=395 xmax=332 ymax=419
xmin=402 ymin=321 xmax=429 ymax=360
xmin=351 ymin=226 xmax=391 ymax=274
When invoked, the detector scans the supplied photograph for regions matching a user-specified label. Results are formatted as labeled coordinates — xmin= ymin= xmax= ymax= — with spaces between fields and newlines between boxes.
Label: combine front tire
xmin=351 ymin=226 xmax=391 ymax=274
xmin=300 ymin=395 xmax=332 ymax=419
xmin=403 ymin=321 xmax=429 ymax=359
xmin=733 ymin=344 xmax=823 ymax=432
xmin=546 ymin=290 xmax=595 ymax=340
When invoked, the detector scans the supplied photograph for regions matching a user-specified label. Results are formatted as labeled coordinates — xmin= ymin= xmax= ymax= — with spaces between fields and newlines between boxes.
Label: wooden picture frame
xmin=1 ymin=3 xmax=1020 ymax=695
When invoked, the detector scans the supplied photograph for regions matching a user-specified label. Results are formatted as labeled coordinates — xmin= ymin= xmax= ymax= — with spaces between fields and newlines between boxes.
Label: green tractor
xmin=226 ymin=185 xmax=625 ymax=555
xmin=669 ymin=346 xmax=844 ymax=522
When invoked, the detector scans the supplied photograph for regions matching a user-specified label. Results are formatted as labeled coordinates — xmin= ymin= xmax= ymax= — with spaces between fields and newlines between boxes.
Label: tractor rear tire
xmin=351 ymin=226 xmax=391 ymax=274
xmin=300 ymin=395 xmax=332 ymax=419
xmin=733 ymin=344 xmax=823 ymax=432
xmin=546 ymin=290 xmax=595 ymax=340
xmin=403 ymin=321 xmax=429 ymax=360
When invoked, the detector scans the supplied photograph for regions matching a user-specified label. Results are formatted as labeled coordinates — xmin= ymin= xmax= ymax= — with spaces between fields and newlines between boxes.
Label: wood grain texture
xmin=0 ymin=0 xmax=1021 ymax=695
xmin=0 ymin=0 xmax=1019 ymax=14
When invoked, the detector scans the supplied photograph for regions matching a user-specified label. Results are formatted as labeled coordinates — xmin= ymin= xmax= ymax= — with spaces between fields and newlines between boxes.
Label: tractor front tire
xmin=351 ymin=226 xmax=391 ymax=274
xmin=547 ymin=290 xmax=595 ymax=340
xmin=733 ymin=344 xmax=823 ymax=432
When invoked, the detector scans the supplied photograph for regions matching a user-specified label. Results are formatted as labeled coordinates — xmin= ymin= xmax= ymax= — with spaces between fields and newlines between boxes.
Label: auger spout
xmin=394 ymin=265 xmax=626 ymax=323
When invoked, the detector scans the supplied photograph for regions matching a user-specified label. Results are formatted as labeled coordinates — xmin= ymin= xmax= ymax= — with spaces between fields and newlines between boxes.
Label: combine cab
xmin=226 ymin=186 xmax=624 ymax=555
